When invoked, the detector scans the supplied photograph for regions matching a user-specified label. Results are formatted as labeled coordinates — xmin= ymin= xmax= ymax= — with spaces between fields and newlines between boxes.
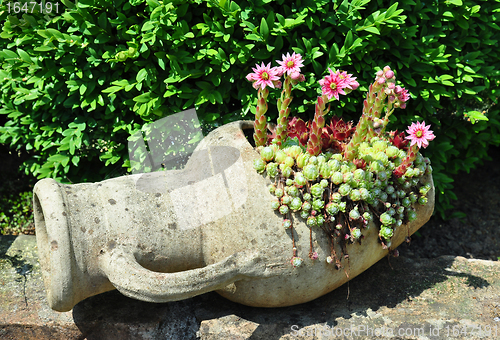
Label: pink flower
xmin=246 ymin=63 xmax=280 ymax=90
xmin=276 ymin=52 xmax=304 ymax=76
xmin=405 ymin=121 xmax=436 ymax=148
xmin=319 ymin=68 xmax=350 ymax=100
xmin=337 ymin=71 xmax=359 ymax=90
xmin=397 ymin=87 xmax=410 ymax=102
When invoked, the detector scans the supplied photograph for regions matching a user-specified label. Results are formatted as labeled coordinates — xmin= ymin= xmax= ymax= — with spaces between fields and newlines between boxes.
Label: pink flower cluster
xmin=246 ymin=52 xmax=306 ymax=90
xmin=319 ymin=69 xmax=359 ymax=101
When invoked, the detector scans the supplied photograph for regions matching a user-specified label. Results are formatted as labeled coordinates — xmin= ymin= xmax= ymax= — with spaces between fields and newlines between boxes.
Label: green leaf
xmin=102 ymin=86 xmax=123 ymax=94
xmin=72 ymin=155 xmax=80 ymax=166
xmin=465 ymin=111 xmax=488 ymax=124
xmin=17 ymin=49 xmax=31 ymax=63
xmin=344 ymin=30 xmax=353 ymax=50
xmin=260 ymin=18 xmax=269 ymax=39
xmin=46 ymin=28 xmax=64 ymax=40
xmin=79 ymin=84 xmax=87 ymax=95
xmin=133 ymin=93 xmax=151 ymax=103
xmin=142 ymin=21 xmax=155 ymax=31
xmin=204 ymin=113 xmax=220 ymax=122
xmin=1 ymin=49 xmax=18 ymax=59
xmin=246 ymin=33 xmax=262 ymax=41
xmin=363 ymin=26 xmax=380 ymax=35
xmin=137 ymin=68 xmax=148 ymax=82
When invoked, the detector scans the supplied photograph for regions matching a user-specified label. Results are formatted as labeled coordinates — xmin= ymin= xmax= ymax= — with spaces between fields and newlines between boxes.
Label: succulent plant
xmin=331 ymin=171 xmax=343 ymax=185
xmin=253 ymin=159 xmax=266 ymax=173
xmin=310 ymin=183 xmax=324 ymax=198
xmin=281 ymin=195 xmax=292 ymax=206
xmin=316 ymin=215 xmax=325 ymax=225
xmin=294 ymin=174 xmax=307 ymax=187
xmin=320 ymin=179 xmax=329 ymax=188
xmin=284 ymin=156 xmax=295 ymax=168
xmin=408 ymin=209 xmax=418 ymax=221
xmin=260 ymin=146 xmax=275 ymax=162
xmin=326 ymin=202 xmax=339 ymax=215
xmin=418 ymin=196 xmax=428 ymax=205
xmin=274 ymin=150 xmax=287 ymax=164
xmin=380 ymin=212 xmax=393 ymax=226
xmin=248 ymin=62 xmax=435 ymax=268
xmin=349 ymin=189 xmax=362 ymax=201
xmin=303 ymin=164 xmax=319 ymax=181
xmin=379 ymin=226 xmax=394 ymax=240
xmin=338 ymin=183 xmax=352 ymax=196
xmin=291 ymin=256 xmax=303 ymax=268
xmin=330 ymin=192 xmax=342 ymax=203
xmin=266 ymin=162 xmax=279 ymax=177
xmin=320 ymin=164 xmax=331 ymax=178
xmin=363 ymin=211 xmax=373 ymax=221
xmin=281 ymin=166 xmax=292 ymax=178
xmin=401 ymin=197 xmax=411 ymax=207
xmin=279 ymin=205 xmax=289 ymax=215
xmin=307 ymin=216 xmax=317 ymax=227
xmin=312 ymin=199 xmax=325 ymax=211
xmin=351 ymin=228 xmax=362 ymax=239
xmin=349 ymin=207 xmax=361 ymax=220
xmin=420 ymin=183 xmax=431 ymax=195
xmin=290 ymin=197 xmax=302 ymax=211
xmin=271 ymin=199 xmax=280 ymax=210
xmin=274 ymin=188 xmax=284 ymax=198
xmin=296 ymin=153 xmax=310 ymax=168
xmin=287 ymin=186 xmax=300 ymax=197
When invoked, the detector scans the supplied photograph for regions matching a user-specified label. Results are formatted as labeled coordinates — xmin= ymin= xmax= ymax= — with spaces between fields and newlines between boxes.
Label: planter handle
xmin=100 ymin=245 xmax=274 ymax=303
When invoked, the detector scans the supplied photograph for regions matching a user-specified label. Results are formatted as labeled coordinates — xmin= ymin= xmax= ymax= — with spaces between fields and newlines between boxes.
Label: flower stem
xmin=274 ymin=76 xmax=293 ymax=146
xmin=393 ymin=144 xmax=419 ymax=177
xmin=307 ymin=95 xmax=330 ymax=156
xmin=253 ymin=87 xmax=269 ymax=147
xmin=344 ymin=80 xmax=389 ymax=161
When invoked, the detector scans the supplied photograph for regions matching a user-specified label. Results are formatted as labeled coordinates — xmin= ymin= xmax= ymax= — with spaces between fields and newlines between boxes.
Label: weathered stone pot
xmin=33 ymin=121 xmax=434 ymax=312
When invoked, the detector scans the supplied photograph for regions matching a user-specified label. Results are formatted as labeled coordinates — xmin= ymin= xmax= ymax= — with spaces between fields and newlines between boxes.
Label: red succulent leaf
xmin=353 ymin=158 xmax=367 ymax=169
xmin=266 ymin=123 xmax=277 ymax=145
xmin=389 ymin=130 xmax=409 ymax=150
xmin=329 ymin=116 xmax=355 ymax=142
xmin=288 ymin=117 xmax=310 ymax=146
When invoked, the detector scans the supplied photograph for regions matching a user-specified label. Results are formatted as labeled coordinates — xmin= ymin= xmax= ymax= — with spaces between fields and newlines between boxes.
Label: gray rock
xmin=2 ymin=235 xmax=500 ymax=340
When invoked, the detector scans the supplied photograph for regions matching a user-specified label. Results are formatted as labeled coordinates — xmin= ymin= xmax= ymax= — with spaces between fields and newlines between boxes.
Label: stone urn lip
xmin=33 ymin=178 xmax=76 ymax=312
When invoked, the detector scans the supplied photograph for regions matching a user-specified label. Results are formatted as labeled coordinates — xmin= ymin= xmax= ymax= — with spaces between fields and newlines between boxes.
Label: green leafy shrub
xmin=0 ymin=0 xmax=499 ymax=219
xmin=0 ymin=191 xmax=34 ymax=235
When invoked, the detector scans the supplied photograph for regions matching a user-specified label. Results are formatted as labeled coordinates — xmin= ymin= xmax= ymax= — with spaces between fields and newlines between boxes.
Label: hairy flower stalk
xmin=246 ymin=62 xmax=280 ymax=147
xmin=253 ymin=87 xmax=269 ymax=146
xmin=344 ymin=66 xmax=408 ymax=161
xmin=274 ymin=76 xmax=293 ymax=146
xmin=273 ymin=53 xmax=305 ymax=146
xmin=307 ymin=95 xmax=329 ymax=156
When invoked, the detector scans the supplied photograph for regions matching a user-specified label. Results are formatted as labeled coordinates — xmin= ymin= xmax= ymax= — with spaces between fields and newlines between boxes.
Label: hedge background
xmin=0 ymin=0 xmax=499 ymax=219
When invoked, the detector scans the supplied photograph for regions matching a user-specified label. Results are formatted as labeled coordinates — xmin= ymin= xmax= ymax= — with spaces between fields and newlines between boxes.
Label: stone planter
xmin=33 ymin=121 xmax=434 ymax=312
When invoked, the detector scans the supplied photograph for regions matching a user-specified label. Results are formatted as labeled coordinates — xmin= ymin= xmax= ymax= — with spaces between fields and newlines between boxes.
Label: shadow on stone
xmin=71 ymin=254 xmax=490 ymax=339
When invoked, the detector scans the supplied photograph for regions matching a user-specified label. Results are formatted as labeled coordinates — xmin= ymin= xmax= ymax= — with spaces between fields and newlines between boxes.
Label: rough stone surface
xmin=2 ymin=234 xmax=500 ymax=339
